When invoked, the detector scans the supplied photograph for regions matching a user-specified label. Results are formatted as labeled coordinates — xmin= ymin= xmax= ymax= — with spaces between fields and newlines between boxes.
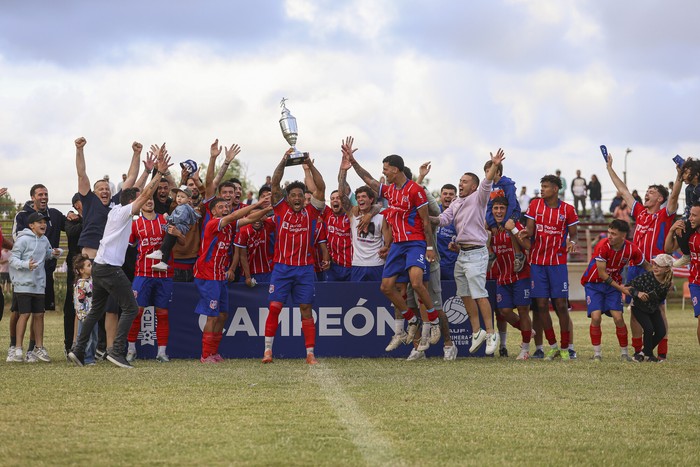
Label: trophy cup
xmin=279 ymin=98 xmax=306 ymax=166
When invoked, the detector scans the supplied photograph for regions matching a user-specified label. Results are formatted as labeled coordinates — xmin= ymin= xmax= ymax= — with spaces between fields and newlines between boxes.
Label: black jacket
xmin=13 ymin=200 xmax=65 ymax=248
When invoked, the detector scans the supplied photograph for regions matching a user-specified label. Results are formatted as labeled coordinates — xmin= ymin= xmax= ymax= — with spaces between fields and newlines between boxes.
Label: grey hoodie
xmin=9 ymin=228 xmax=55 ymax=294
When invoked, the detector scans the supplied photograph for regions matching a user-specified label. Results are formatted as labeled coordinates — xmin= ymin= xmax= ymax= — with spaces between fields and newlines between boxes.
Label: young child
xmin=147 ymin=186 xmax=200 ymax=271
xmin=73 ymin=254 xmax=98 ymax=365
xmin=626 ymin=254 xmax=674 ymax=362
xmin=8 ymin=212 xmax=61 ymax=362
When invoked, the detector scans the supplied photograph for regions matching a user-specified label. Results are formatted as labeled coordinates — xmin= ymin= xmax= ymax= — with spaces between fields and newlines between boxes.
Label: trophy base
xmin=285 ymin=150 xmax=306 ymax=167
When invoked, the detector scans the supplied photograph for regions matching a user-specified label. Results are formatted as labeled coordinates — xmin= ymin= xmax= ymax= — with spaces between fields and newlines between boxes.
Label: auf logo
xmin=138 ymin=306 xmax=156 ymax=346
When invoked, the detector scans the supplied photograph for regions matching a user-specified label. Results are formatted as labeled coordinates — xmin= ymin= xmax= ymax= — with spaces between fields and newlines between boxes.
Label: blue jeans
xmin=78 ymin=319 xmax=99 ymax=364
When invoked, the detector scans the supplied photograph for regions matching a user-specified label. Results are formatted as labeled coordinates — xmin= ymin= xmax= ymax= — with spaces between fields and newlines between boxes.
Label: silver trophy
xmin=279 ymin=98 xmax=306 ymax=166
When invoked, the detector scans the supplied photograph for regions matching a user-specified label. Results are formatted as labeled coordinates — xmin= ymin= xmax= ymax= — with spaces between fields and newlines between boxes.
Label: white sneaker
xmin=516 ymin=349 xmax=530 ymax=360
xmin=33 ymin=346 xmax=51 ymax=362
xmin=152 ymin=261 xmax=169 ymax=271
xmin=126 ymin=350 xmax=137 ymax=363
xmin=429 ymin=323 xmax=441 ymax=345
xmin=485 ymin=332 xmax=500 ymax=356
xmin=443 ymin=344 xmax=458 ymax=361
xmin=12 ymin=348 xmax=23 ymax=363
xmin=25 ymin=350 xmax=38 ymax=363
xmin=406 ymin=348 xmax=426 ymax=361
xmin=673 ymin=254 xmax=691 ymax=267
xmin=385 ymin=332 xmax=408 ymax=352
xmin=469 ymin=329 xmax=487 ymax=354
xmin=417 ymin=335 xmax=430 ymax=352
xmin=146 ymin=250 xmax=163 ymax=260
xmin=6 ymin=346 xmax=15 ymax=362
xmin=404 ymin=320 xmax=419 ymax=344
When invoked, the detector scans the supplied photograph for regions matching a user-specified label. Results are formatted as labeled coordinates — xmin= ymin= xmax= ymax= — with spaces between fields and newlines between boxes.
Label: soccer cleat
xmin=385 ymin=332 xmax=408 ymax=352
xmin=151 ymin=262 xmax=169 ymax=272
xmin=106 ymin=353 xmax=134 ymax=369
xmin=499 ymin=347 xmax=509 ymax=357
xmin=620 ymin=354 xmax=633 ymax=362
xmin=590 ymin=354 xmax=603 ymax=362
xmin=646 ymin=355 xmax=660 ymax=363
xmin=146 ymin=250 xmax=163 ymax=260
xmin=126 ymin=350 xmax=137 ymax=363
xmin=95 ymin=349 xmax=107 ymax=361
xmin=68 ymin=350 xmax=85 ymax=367
xmin=516 ymin=349 xmax=530 ymax=360
xmin=632 ymin=352 xmax=645 ymax=363
xmin=306 ymin=353 xmax=318 ymax=365
xmin=544 ymin=348 xmax=561 ymax=361
xmin=658 ymin=354 xmax=667 ymax=362
xmin=406 ymin=348 xmax=426 ymax=361
xmin=404 ymin=321 xmax=419 ymax=344
xmin=568 ymin=349 xmax=578 ymax=360
xmin=560 ymin=349 xmax=570 ymax=361
xmin=485 ymin=333 xmax=500 ymax=356
xmin=429 ymin=323 xmax=441 ymax=345
xmin=673 ymin=254 xmax=691 ymax=268
xmin=417 ymin=335 xmax=430 ymax=352
xmin=156 ymin=354 xmax=170 ymax=363
xmin=262 ymin=349 xmax=273 ymax=363
xmin=531 ymin=348 xmax=545 ymax=359
xmin=12 ymin=348 xmax=24 ymax=363
xmin=469 ymin=329 xmax=487 ymax=354
xmin=513 ymin=253 xmax=526 ymax=273
xmin=200 ymin=355 xmax=218 ymax=364
xmin=212 ymin=354 xmax=224 ymax=363
xmin=443 ymin=344 xmax=458 ymax=361
xmin=6 ymin=346 xmax=15 ymax=362
xmin=25 ymin=351 xmax=38 ymax=363
xmin=33 ymin=347 xmax=51 ymax=362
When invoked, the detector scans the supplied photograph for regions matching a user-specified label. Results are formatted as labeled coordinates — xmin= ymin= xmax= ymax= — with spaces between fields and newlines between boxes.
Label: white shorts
xmin=454 ymin=246 xmax=488 ymax=299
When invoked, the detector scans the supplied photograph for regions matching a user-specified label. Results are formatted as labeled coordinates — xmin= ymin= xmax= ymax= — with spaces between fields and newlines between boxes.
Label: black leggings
xmin=676 ymin=219 xmax=692 ymax=255
xmin=632 ymin=307 xmax=666 ymax=356
xmin=160 ymin=234 xmax=178 ymax=263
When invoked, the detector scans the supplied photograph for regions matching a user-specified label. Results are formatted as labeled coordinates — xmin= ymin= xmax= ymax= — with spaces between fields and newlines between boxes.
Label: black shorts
xmin=14 ymin=293 xmax=46 ymax=314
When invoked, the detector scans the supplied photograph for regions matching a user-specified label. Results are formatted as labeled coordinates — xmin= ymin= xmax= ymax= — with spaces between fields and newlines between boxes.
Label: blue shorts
xmin=530 ymin=264 xmax=569 ymax=299
xmin=584 ymin=282 xmax=623 ymax=317
xmin=194 ymin=278 xmax=229 ymax=317
xmin=624 ymin=265 xmax=646 ymax=304
xmin=396 ymin=264 xmax=430 ymax=283
xmin=326 ymin=263 xmax=351 ymax=282
xmin=689 ymin=283 xmax=700 ymax=318
xmin=269 ymin=264 xmax=316 ymax=305
xmin=383 ymin=241 xmax=427 ymax=279
xmin=496 ymin=278 xmax=531 ymax=309
xmin=132 ymin=276 xmax=173 ymax=309
xmin=350 ymin=265 xmax=384 ymax=282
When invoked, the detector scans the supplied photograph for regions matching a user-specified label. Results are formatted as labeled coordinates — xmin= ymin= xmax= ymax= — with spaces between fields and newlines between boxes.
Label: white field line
xmin=307 ymin=363 xmax=401 ymax=466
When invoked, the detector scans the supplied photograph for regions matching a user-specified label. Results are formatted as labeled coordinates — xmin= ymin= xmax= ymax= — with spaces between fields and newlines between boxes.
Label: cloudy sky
xmin=1 ymin=0 xmax=699 ymax=211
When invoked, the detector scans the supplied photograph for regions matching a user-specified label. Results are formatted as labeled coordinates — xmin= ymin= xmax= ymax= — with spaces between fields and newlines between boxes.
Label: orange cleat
xmin=306 ymin=353 xmax=318 ymax=365
xmin=262 ymin=349 xmax=273 ymax=364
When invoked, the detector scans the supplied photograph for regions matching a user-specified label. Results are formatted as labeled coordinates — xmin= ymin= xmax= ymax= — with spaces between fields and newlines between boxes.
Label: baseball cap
xmin=103 ymin=174 xmax=110 ymax=180
xmin=172 ymin=185 xmax=193 ymax=198
xmin=27 ymin=212 xmax=47 ymax=224
xmin=652 ymin=254 xmax=674 ymax=268
xmin=180 ymin=159 xmax=198 ymax=175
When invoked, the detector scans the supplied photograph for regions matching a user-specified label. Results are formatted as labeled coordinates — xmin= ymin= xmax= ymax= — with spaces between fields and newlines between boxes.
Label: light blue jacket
xmin=9 ymin=228 xmax=55 ymax=294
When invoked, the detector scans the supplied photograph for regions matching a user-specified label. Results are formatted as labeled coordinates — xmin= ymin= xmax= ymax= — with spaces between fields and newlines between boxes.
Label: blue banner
xmin=134 ymin=281 xmax=496 ymax=359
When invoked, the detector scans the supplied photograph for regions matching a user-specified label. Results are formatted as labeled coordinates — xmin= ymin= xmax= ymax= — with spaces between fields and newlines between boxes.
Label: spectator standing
xmin=571 ymin=170 xmax=588 ymax=218
xmin=105 ymin=175 xmax=117 ymax=197
xmin=555 ymin=169 xmax=567 ymax=201
xmin=609 ymin=191 xmax=624 ymax=214
xmin=116 ymin=174 xmax=127 ymax=192
xmin=588 ymin=174 xmax=603 ymax=222
xmin=62 ymin=194 xmax=83 ymax=356
xmin=518 ymin=186 xmax=531 ymax=224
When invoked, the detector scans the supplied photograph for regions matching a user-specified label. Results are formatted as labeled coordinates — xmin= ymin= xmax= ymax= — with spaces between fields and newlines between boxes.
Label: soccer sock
xmin=521 ymin=329 xmax=532 ymax=344
xmin=301 ymin=317 xmax=316 ymax=349
xmin=560 ymin=330 xmax=571 ymax=350
xmin=264 ymin=337 xmax=274 ymax=351
xmin=402 ymin=307 xmax=417 ymax=322
xmin=127 ymin=309 xmax=144 ymax=343
xmin=28 ymin=339 xmax=35 ymax=352
xmin=658 ymin=337 xmax=668 ymax=355
xmin=422 ymin=322 xmax=431 ymax=338
xmin=632 ymin=337 xmax=643 ymax=353
xmin=499 ymin=331 xmax=507 ymax=349
xmin=615 ymin=325 xmax=628 ymax=351
xmin=265 ymin=301 xmax=283 ymax=338
xmin=426 ymin=308 xmax=438 ymax=323
xmin=590 ymin=324 xmax=602 ymax=346
xmin=156 ymin=310 xmax=169 ymax=346
xmin=201 ymin=332 xmax=215 ymax=358
xmin=394 ymin=318 xmax=405 ymax=334
xmin=536 ymin=345 xmax=544 ymax=351
xmin=128 ymin=342 xmax=136 ymax=352
xmin=522 ymin=341 xmax=531 ymax=352
xmin=544 ymin=327 xmax=558 ymax=346
xmin=157 ymin=345 xmax=166 ymax=356
xmin=306 ymin=347 xmax=314 ymax=355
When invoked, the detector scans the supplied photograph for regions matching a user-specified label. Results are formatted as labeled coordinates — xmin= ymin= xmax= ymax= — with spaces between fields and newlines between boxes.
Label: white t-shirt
xmin=350 ymin=212 xmax=385 ymax=267
xmin=95 ymin=203 xmax=135 ymax=267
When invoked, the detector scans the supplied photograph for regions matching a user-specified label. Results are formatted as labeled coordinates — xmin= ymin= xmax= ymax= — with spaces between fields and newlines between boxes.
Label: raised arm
xmin=205 ymin=139 xmax=222 ymax=199
xmin=131 ymin=146 xmax=172 ymax=215
xmin=416 ymin=161 xmax=431 ymax=186
xmin=344 ymin=136 xmax=380 ymax=194
xmin=270 ymin=151 xmax=289 ymax=206
xmin=665 ymin=219 xmax=684 ymax=253
xmin=75 ymin=137 xmax=90 ymax=196
xmin=338 ymin=153 xmax=353 ymax=215
xmin=605 ymin=153 xmax=636 ymax=208
xmin=212 ymin=143 xmax=240 ymax=189
xmin=135 ymin=151 xmax=157 ymax=190
xmin=121 ymin=141 xmax=143 ymax=189
xmin=486 ymin=149 xmax=505 ymax=182
xmin=304 ymin=155 xmax=326 ymax=202
xmin=666 ymin=166 xmax=683 ymax=214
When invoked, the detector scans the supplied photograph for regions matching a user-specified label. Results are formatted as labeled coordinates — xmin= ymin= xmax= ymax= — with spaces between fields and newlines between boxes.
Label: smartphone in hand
xmin=600 ymin=145 xmax=608 ymax=162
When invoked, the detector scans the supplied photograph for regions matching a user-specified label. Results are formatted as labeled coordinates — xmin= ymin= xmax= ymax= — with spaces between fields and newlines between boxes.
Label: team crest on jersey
xmin=282 ymin=221 xmax=290 ymax=229
xmin=559 ymin=214 xmax=565 ymax=221
xmin=536 ymin=224 xmax=544 ymax=232
xmin=209 ymin=300 xmax=218 ymax=309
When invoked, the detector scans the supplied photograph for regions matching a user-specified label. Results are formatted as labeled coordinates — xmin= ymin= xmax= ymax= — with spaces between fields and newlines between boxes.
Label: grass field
xmin=1 ymin=305 xmax=699 ymax=466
